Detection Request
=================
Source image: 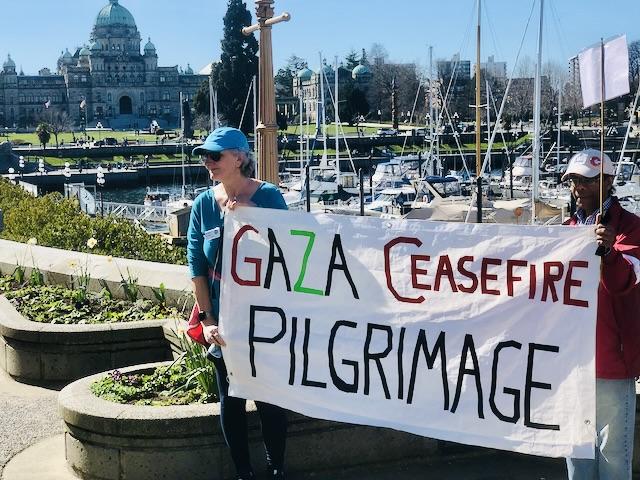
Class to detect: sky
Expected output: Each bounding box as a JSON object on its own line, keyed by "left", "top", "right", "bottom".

{"left": 1, "top": 0, "right": 638, "bottom": 76}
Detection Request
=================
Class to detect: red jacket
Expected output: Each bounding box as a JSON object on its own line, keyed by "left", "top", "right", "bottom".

{"left": 567, "top": 199, "right": 640, "bottom": 378}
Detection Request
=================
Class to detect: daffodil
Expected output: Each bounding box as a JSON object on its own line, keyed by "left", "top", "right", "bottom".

{"left": 27, "top": 238, "right": 37, "bottom": 245}
{"left": 86, "top": 238, "right": 98, "bottom": 249}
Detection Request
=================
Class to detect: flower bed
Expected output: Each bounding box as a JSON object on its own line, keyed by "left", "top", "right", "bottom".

{"left": 60, "top": 362, "right": 439, "bottom": 480}
{"left": 0, "top": 291, "right": 176, "bottom": 386}
{"left": 2, "top": 277, "right": 178, "bottom": 325}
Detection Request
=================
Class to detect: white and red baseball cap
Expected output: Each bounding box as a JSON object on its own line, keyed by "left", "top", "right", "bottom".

{"left": 561, "top": 149, "right": 615, "bottom": 181}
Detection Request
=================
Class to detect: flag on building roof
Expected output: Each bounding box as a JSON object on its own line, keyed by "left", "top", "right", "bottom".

{"left": 578, "top": 34, "right": 630, "bottom": 108}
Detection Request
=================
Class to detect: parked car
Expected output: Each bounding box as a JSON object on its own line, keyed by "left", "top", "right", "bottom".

{"left": 104, "top": 137, "right": 118, "bottom": 146}
{"left": 376, "top": 128, "right": 398, "bottom": 137}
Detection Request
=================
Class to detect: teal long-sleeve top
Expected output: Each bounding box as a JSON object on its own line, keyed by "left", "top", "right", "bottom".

{"left": 187, "top": 182, "right": 287, "bottom": 317}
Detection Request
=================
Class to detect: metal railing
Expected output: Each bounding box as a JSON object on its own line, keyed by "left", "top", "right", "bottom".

{"left": 101, "top": 201, "right": 168, "bottom": 222}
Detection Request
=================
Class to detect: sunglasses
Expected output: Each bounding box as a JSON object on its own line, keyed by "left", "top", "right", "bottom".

{"left": 568, "top": 176, "right": 600, "bottom": 186}
{"left": 200, "top": 151, "right": 223, "bottom": 163}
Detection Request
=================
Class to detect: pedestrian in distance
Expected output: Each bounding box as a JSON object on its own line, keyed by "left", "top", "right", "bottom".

{"left": 187, "top": 127, "right": 289, "bottom": 480}
{"left": 563, "top": 149, "right": 640, "bottom": 480}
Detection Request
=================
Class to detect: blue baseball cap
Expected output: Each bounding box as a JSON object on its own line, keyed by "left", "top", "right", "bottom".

{"left": 192, "top": 127, "right": 250, "bottom": 155}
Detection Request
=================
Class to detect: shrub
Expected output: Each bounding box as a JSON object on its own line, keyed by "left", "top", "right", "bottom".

{"left": 0, "top": 178, "right": 186, "bottom": 264}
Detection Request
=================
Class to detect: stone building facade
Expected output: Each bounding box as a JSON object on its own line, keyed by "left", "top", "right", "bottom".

{"left": 0, "top": 0, "right": 206, "bottom": 130}
{"left": 292, "top": 61, "right": 372, "bottom": 124}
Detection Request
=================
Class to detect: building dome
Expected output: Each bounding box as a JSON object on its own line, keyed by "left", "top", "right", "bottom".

{"left": 352, "top": 63, "right": 370, "bottom": 79}
{"left": 79, "top": 46, "right": 90, "bottom": 57}
{"left": 184, "top": 64, "right": 194, "bottom": 75}
{"left": 144, "top": 37, "right": 156, "bottom": 53}
{"left": 3, "top": 54, "right": 15, "bottom": 69}
{"left": 316, "top": 63, "right": 334, "bottom": 76}
{"left": 62, "top": 48, "right": 73, "bottom": 59}
{"left": 297, "top": 67, "right": 313, "bottom": 81}
{"left": 95, "top": 0, "right": 136, "bottom": 28}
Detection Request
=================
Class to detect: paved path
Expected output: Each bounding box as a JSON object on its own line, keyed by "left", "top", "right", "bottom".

{"left": 0, "top": 370, "right": 62, "bottom": 479}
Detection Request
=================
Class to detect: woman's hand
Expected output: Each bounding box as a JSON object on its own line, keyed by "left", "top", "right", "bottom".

{"left": 202, "top": 324, "right": 226, "bottom": 346}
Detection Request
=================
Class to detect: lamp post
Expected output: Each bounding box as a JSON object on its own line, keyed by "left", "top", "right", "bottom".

{"left": 96, "top": 166, "right": 105, "bottom": 216}
{"left": 63, "top": 162, "right": 72, "bottom": 197}
{"left": 7, "top": 168, "right": 17, "bottom": 185}
{"left": 38, "top": 158, "right": 45, "bottom": 175}
{"left": 18, "top": 156, "right": 24, "bottom": 178}
{"left": 242, "top": 0, "right": 291, "bottom": 185}
{"left": 377, "top": 109, "right": 382, "bottom": 123}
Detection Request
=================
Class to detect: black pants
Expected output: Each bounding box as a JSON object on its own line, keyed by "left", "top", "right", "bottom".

{"left": 212, "top": 355, "right": 288, "bottom": 476}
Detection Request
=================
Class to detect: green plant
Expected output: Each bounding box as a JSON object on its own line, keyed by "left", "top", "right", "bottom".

{"left": 12, "top": 265, "right": 25, "bottom": 285}
{"left": 98, "top": 278, "right": 114, "bottom": 300}
{"left": 119, "top": 267, "right": 139, "bottom": 302}
{"left": 172, "top": 325, "right": 217, "bottom": 399}
{"left": 0, "top": 178, "right": 186, "bottom": 265}
{"left": 151, "top": 283, "right": 167, "bottom": 307}
{"left": 28, "top": 267, "right": 44, "bottom": 287}
{"left": 90, "top": 358, "right": 216, "bottom": 406}
{"left": 3, "top": 275, "right": 179, "bottom": 325}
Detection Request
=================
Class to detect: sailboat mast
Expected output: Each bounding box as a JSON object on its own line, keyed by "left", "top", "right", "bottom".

{"left": 557, "top": 86, "right": 562, "bottom": 170}
{"left": 335, "top": 56, "right": 340, "bottom": 185}
{"left": 532, "top": 0, "right": 544, "bottom": 223}
{"left": 486, "top": 79, "right": 491, "bottom": 173}
{"left": 180, "top": 91, "right": 186, "bottom": 198}
{"left": 475, "top": 1, "right": 481, "bottom": 178}
{"left": 475, "top": 0, "right": 482, "bottom": 223}
{"left": 299, "top": 90, "right": 304, "bottom": 176}
{"left": 319, "top": 53, "right": 327, "bottom": 161}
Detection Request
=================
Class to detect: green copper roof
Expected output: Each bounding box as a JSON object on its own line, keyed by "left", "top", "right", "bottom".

{"left": 144, "top": 37, "right": 156, "bottom": 52}
{"left": 297, "top": 67, "right": 313, "bottom": 80}
{"left": 352, "top": 64, "right": 370, "bottom": 77}
{"left": 3, "top": 54, "right": 15, "bottom": 68}
{"left": 95, "top": 0, "right": 136, "bottom": 28}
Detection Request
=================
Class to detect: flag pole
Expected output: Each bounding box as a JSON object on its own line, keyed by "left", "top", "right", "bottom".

{"left": 595, "top": 38, "right": 607, "bottom": 258}
{"left": 599, "top": 38, "right": 605, "bottom": 217}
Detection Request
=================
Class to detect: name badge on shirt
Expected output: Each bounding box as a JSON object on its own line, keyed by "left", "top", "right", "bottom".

{"left": 204, "top": 227, "right": 221, "bottom": 241}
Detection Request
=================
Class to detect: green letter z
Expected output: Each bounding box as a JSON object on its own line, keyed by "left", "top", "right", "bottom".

{"left": 290, "top": 229, "right": 324, "bottom": 296}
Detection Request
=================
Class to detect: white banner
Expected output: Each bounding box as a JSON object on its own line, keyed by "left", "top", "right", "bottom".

{"left": 219, "top": 208, "right": 599, "bottom": 459}
{"left": 579, "top": 34, "right": 630, "bottom": 108}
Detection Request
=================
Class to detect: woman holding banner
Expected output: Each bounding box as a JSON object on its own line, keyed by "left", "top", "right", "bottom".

{"left": 187, "top": 127, "right": 289, "bottom": 480}
{"left": 562, "top": 149, "right": 640, "bottom": 479}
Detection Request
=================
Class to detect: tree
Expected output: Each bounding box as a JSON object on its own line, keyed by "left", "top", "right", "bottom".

{"left": 36, "top": 123, "right": 51, "bottom": 149}
{"left": 274, "top": 54, "right": 308, "bottom": 98}
{"left": 344, "top": 49, "right": 360, "bottom": 70}
{"left": 205, "top": 0, "right": 259, "bottom": 132}
{"left": 341, "top": 85, "right": 369, "bottom": 125}
{"left": 39, "top": 108, "right": 71, "bottom": 149}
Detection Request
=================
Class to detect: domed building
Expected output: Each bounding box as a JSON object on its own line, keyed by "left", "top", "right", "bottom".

{"left": 0, "top": 0, "right": 205, "bottom": 129}
{"left": 291, "top": 58, "right": 372, "bottom": 124}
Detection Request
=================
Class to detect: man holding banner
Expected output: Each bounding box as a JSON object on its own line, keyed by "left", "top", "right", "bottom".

{"left": 563, "top": 150, "right": 640, "bottom": 479}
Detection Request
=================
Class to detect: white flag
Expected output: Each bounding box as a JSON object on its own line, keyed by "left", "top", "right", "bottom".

{"left": 578, "top": 35, "right": 630, "bottom": 108}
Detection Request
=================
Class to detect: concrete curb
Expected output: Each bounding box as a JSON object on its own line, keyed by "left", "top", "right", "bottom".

{"left": 0, "top": 296, "right": 174, "bottom": 386}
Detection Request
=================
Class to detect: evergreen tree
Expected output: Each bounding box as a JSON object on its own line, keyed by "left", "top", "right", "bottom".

{"left": 195, "top": 0, "right": 258, "bottom": 132}
{"left": 344, "top": 49, "right": 360, "bottom": 70}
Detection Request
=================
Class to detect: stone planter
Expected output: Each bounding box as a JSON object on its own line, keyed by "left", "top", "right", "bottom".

{"left": 0, "top": 296, "right": 174, "bottom": 386}
{"left": 59, "top": 362, "right": 438, "bottom": 480}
